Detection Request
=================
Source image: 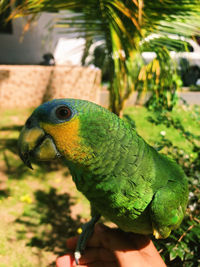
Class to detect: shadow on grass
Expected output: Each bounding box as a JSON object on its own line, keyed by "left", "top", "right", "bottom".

{"left": 16, "top": 187, "right": 82, "bottom": 266}
{"left": 0, "top": 126, "right": 34, "bottom": 180}
{"left": 0, "top": 189, "right": 10, "bottom": 198}
{"left": 0, "top": 125, "right": 23, "bottom": 132}
{"left": 0, "top": 138, "right": 18, "bottom": 154}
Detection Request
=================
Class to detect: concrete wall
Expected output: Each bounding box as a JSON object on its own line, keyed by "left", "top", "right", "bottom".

{"left": 0, "top": 65, "right": 101, "bottom": 108}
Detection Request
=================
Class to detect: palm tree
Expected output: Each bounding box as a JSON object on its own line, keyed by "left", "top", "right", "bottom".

{"left": 1, "top": 0, "right": 200, "bottom": 115}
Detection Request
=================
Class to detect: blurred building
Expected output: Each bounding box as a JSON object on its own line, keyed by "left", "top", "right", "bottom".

{"left": 0, "top": 12, "right": 86, "bottom": 65}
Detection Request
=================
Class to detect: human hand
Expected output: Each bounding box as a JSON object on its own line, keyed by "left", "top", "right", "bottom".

{"left": 56, "top": 223, "right": 166, "bottom": 267}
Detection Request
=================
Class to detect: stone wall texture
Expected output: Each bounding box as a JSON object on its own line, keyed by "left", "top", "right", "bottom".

{"left": 0, "top": 65, "right": 101, "bottom": 108}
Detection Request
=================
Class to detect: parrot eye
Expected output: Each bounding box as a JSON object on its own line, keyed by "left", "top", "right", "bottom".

{"left": 55, "top": 106, "right": 72, "bottom": 120}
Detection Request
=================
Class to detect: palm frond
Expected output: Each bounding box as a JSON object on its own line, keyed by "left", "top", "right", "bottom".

{"left": 1, "top": 0, "right": 200, "bottom": 114}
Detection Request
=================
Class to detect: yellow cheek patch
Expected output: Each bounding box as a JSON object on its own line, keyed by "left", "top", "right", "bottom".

{"left": 40, "top": 118, "right": 92, "bottom": 163}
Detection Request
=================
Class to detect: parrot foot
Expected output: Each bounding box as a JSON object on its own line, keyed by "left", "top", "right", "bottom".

{"left": 74, "top": 214, "right": 101, "bottom": 265}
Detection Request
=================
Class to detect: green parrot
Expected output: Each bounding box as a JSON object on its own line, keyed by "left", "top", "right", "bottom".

{"left": 18, "top": 99, "right": 188, "bottom": 263}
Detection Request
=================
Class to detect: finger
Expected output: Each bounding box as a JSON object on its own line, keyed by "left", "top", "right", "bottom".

{"left": 66, "top": 236, "right": 79, "bottom": 250}
{"left": 114, "top": 248, "right": 166, "bottom": 267}
{"left": 129, "top": 233, "right": 150, "bottom": 250}
{"left": 66, "top": 224, "right": 150, "bottom": 255}
{"left": 85, "top": 223, "right": 110, "bottom": 248}
{"left": 87, "top": 223, "right": 137, "bottom": 250}
{"left": 98, "top": 224, "right": 151, "bottom": 251}
{"left": 67, "top": 223, "right": 131, "bottom": 250}
{"left": 66, "top": 224, "right": 150, "bottom": 252}
{"left": 78, "top": 247, "right": 116, "bottom": 265}
{"left": 56, "top": 255, "right": 75, "bottom": 267}
{"left": 77, "top": 261, "right": 117, "bottom": 267}
{"left": 114, "top": 248, "right": 144, "bottom": 266}
{"left": 68, "top": 224, "right": 105, "bottom": 250}
{"left": 139, "top": 240, "right": 167, "bottom": 267}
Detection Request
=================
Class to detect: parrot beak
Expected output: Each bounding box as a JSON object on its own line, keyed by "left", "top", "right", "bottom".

{"left": 18, "top": 125, "right": 60, "bottom": 169}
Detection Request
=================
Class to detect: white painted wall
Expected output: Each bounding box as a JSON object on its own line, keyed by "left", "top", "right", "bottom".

{"left": 0, "top": 12, "right": 83, "bottom": 65}
{"left": 0, "top": 13, "right": 54, "bottom": 64}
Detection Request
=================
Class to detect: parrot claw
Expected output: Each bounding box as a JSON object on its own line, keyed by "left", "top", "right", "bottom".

{"left": 74, "top": 251, "right": 81, "bottom": 265}
{"left": 74, "top": 214, "right": 101, "bottom": 265}
{"left": 153, "top": 229, "right": 162, "bottom": 239}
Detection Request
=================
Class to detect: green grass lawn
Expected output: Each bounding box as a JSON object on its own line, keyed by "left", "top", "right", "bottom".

{"left": 0, "top": 104, "right": 199, "bottom": 266}
{"left": 124, "top": 105, "right": 200, "bottom": 154}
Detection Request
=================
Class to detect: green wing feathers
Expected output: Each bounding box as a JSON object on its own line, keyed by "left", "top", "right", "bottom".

{"left": 150, "top": 178, "right": 188, "bottom": 239}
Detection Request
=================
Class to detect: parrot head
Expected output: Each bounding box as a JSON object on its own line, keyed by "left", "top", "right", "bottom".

{"left": 18, "top": 99, "right": 117, "bottom": 169}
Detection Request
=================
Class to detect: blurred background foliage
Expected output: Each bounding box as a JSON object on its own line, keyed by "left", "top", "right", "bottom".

{"left": 0, "top": 0, "right": 200, "bottom": 266}
{"left": 136, "top": 47, "right": 180, "bottom": 111}
{"left": 1, "top": 0, "right": 200, "bottom": 115}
